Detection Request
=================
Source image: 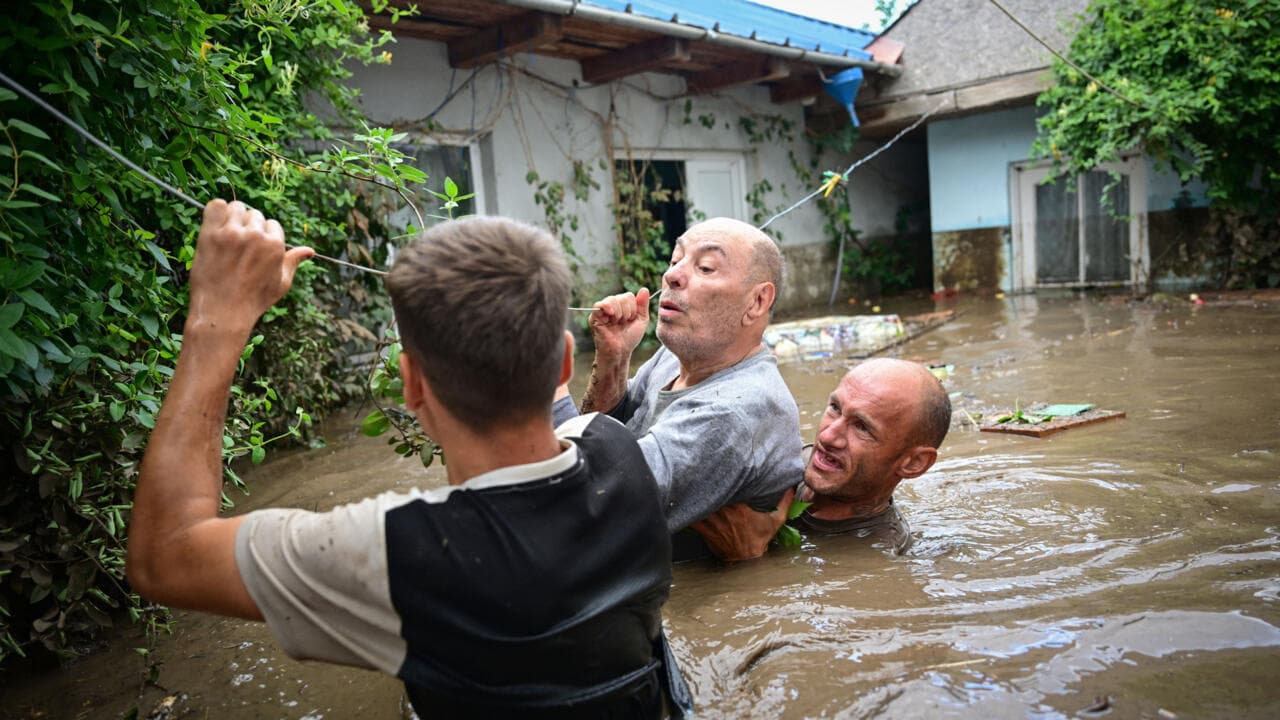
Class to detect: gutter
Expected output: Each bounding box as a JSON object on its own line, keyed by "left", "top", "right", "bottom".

{"left": 494, "top": 0, "right": 903, "bottom": 77}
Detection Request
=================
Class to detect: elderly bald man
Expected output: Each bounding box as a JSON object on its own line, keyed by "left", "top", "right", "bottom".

{"left": 554, "top": 218, "right": 803, "bottom": 554}
{"left": 692, "top": 358, "right": 953, "bottom": 559}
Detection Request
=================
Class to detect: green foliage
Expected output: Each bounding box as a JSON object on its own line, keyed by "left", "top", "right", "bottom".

{"left": 527, "top": 159, "right": 599, "bottom": 275}
{"left": 0, "top": 0, "right": 426, "bottom": 663}
{"left": 360, "top": 329, "right": 443, "bottom": 466}
{"left": 773, "top": 500, "right": 812, "bottom": 548}
{"left": 612, "top": 160, "right": 675, "bottom": 301}
{"left": 1035, "top": 0, "right": 1280, "bottom": 287}
{"left": 819, "top": 192, "right": 913, "bottom": 294}
{"left": 800, "top": 125, "right": 913, "bottom": 295}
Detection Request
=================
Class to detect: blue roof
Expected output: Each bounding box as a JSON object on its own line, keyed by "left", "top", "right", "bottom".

{"left": 582, "top": 1, "right": 876, "bottom": 59}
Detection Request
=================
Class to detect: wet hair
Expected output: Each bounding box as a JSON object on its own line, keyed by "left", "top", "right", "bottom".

{"left": 385, "top": 217, "right": 571, "bottom": 432}
{"left": 916, "top": 372, "right": 952, "bottom": 449}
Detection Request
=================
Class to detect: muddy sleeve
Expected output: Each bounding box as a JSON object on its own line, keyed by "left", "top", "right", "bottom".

{"left": 235, "top": 497, "right": 407, "bottom": 675}
{"left": 636, "top": 398, "right": 756, "bottom": 533}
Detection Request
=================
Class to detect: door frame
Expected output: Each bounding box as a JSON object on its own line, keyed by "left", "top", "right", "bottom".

{"left": 621, "top": 149, "right": 748, "bottom": 223}
{"left": 1009, "top": 155, "right": 1149, "bottom": 291}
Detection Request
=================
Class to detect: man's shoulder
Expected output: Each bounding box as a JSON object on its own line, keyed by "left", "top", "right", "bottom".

{"left": 707, "top": 351, "right": 799, "bottom": 414}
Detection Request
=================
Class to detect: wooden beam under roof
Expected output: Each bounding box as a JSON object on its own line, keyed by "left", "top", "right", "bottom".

{"left": 854, "top": 68, "right": 1051, "bottom": 135}
{"left": 580, "top": 37, "right": 691, "bottom": 85}
{"left": 446, "top": 12, "right": 563, "bottom": 69}
{"left": 686, "top": 57, "right": 790, "bottom": 94}
{"left": 770, "top": 76, "right": 824, "bottom": 104}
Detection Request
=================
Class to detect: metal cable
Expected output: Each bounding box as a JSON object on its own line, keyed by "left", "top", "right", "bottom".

{"left": 0, "top": 70, "right": 388, "bottom": 276}
{"left": 759, "top": 100, "right": 945, "bottom": 231}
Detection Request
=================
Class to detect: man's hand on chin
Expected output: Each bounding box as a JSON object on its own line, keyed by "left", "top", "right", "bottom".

{"left": 691, "top": 487, "right": 794, "bottom": 562}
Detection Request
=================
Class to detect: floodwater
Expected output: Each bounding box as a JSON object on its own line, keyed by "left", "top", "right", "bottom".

{"left": 6, "top": 293, "right": 1280, "bottom": 719}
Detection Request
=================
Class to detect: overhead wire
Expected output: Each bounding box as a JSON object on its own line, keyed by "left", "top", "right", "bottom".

{"left": 0, "top": 70, "right": 388, "bottom": 276}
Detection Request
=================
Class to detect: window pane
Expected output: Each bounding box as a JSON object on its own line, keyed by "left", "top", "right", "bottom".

{"left": 1082, "top": 170, "right": 1130, "bottom": 282}
{"left": 388, "top": 143, "right": 476, "bottom": 232}
{"left": 1035, "top": 178, "right": 1079, "bottom": 283}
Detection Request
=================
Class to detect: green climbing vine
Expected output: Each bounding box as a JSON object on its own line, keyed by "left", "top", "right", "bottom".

{"left": 0, "top": 0, "right": 445, "bottom": 664}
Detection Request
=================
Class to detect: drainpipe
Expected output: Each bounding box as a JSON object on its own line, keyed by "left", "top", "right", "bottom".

{"left": 494, "top": 0, "right": 903, "bottom": 77}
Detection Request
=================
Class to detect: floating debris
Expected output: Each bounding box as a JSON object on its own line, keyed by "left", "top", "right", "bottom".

{"left": 765, "top": 315, "right": 906, "bottom": 363}
{"left": 764, "top": 310, "right": 958, "bottom": 364}
{"left": 980, "top": 402, "right": 1125, "bottom": 438}
{"left": 1080, "top": 695, "right": 1113, "bottom": 714}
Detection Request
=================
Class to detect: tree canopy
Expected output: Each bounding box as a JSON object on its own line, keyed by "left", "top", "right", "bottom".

{"left": 1035, "top": 0, "right": 1280, "bottom": 288}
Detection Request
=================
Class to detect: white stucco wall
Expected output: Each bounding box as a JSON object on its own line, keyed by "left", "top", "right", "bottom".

{"left": 834, "top": 134, "right": 930, "bottom": 238}
{"left": 342, "top": 36, "right": 828, "bottom": 302}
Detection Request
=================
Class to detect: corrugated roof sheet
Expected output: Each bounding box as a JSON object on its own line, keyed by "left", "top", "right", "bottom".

{"left": 582, "top": 1, "right": 876, "bottom": 58}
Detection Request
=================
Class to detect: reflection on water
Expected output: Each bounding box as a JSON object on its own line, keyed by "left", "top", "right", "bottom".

{"left": 8, "top": 295, "right": 1280, "bottom": 719}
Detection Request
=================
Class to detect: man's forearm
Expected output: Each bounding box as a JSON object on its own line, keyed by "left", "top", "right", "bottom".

{"left": 128, "top": 319, "right": 247, "bottom": 579}
{"left": 579, "top": 352, "right": 630, "bottom": 414}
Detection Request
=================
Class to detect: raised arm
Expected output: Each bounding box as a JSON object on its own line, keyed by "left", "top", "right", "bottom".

{"left": 577, "top": 288, "right": 650, "bottom": 414}
{"left": 126, "top": 200, "right": 312, "bottom": 619}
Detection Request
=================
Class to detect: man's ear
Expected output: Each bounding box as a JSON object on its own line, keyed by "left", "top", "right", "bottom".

{"left": 399, "top": 351, "right": 430, "bottom": 413}
{"left": 558, "top": 330, "right": 574, "bottom": 386}
{"left": 896, "top": 445, "right": 938, "bottom": 479}
{"left": 400, "top": 351, "right": 442, "bottom": 435}
{"left": 743, "top": 281, "right": 776, "bottom": 325}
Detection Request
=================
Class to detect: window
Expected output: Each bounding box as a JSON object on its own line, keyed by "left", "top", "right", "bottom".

{"left": 387, "top": 141, "right": 480, "bottom": 232}
{"left": 1010, "top": 157, "right": 1148, "bottom": 290}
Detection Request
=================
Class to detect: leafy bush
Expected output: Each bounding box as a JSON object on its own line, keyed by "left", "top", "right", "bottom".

{"left": 1035, "top": 0, "right": 1280, "bottom": 287}
{"left": 0, "top": 0, "right": 423, "bottom": 662}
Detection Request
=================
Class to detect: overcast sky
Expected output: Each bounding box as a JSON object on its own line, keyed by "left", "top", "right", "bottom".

{"left": 748, "top": 0, "right": 912, "bottom": 32}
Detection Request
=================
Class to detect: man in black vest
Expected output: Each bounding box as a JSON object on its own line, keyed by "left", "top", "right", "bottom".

{"left": 127, "top": 201, "right": 689, "bottom": 718}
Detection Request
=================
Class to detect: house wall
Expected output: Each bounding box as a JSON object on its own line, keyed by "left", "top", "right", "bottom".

{"left": 925, "top": 105, "right": 1036, "bottom": 291}
{"left": 923, "top": 104, "right": 1213, "bottom": 291}
{"left": 343, "top": 37, "right": 831, "bottom": 312}
{"left": 809, "top": 133, "right": 933, "bottom": 301}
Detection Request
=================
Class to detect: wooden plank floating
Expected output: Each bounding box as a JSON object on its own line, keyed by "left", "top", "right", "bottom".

{"left": 980, "top": 407, "right": 1126, "bottom": 438}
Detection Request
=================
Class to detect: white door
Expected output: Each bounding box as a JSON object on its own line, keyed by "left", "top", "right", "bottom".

{"left": 1010, "top": 158, "right": 1148, "bottom": 291}
{"left": 683, "top": 157, "right": 747, "bottom": 224}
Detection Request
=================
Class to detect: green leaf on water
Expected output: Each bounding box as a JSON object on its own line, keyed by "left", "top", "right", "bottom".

{"left": 775, "top": 524, "right": 803, "bottom": 548}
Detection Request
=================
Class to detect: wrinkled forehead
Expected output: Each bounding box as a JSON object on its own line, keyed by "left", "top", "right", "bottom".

{"left": 674, "top": 223, "right": 753, "bottom": 261}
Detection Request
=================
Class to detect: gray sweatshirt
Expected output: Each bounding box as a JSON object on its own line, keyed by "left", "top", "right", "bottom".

{"left": 555, "top": 346, "right": 804, "bottom": 532}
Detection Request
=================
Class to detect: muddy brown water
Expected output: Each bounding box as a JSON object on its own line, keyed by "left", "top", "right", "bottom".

{"left": 5, "top": 294, "right": 1279, "bottom": 719}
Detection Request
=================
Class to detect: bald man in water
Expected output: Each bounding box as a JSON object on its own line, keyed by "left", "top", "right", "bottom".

{"left": 692, "top": 358, "right": 952, "bottom": 558}
{"left": 554, "top": 218, "right": 804, "bottom": 555}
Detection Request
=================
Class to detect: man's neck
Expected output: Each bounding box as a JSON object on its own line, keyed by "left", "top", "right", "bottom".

{"left": 672, "top": 338, "right": 765, "bottom": 391}
{"left": 439, "top": 419, "right": 563, "bottom": 486}
{"left": 804, "top": 486, "right": 895, "bottom": 521}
